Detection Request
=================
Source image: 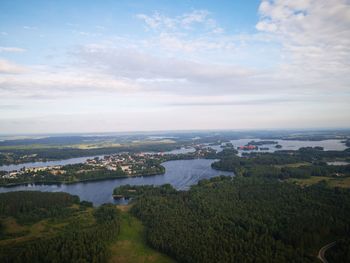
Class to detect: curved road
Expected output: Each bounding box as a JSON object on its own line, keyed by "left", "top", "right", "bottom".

{"left": 317, "top": 241, "right": 336, "bottom": 263}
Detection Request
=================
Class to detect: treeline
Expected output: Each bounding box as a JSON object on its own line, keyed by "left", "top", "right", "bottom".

{"left": 128, "top": 176, "right": 350, "bottom": 263}
{"left": 212, "top": 147, "right": 350, "bottom": 179}
{"left": 0, "top": 192, "right": 120, "bottom": 263}
{"left": 344, "top": 139, "right": 350, "bottom": 148}
{"left": 281, "top": 163, "right": 350, "bottom": 179}
{"left": 0, "top": 142, "right": 183, "bottom": 165}
{"left": 0, "top": 191, "right": 79, "bottom": 224}
{"left": 0, "top": 166, "right": 127, "bottom": 186}
{"left": 326, "top": 238, "right": 350, "bottom": 263}
{"left": 113, "top": 184, "right": 175, "bottom": 199}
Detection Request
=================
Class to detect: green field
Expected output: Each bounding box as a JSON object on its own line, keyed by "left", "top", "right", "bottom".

{"left": 288, "top": 176, "right": 350, "bottom": 188}
{"left": 0, "top": 139, "right": 176, "bottom": 151}
{"left": 0, "top": 200, "right": 174, "bottom": 263}
{"left": 0, "top": 205, "right": 95, "bottom": 247}
{"left": 274, "top": 162, "right": 310, "bottom": 168}
{"left": 109, "top": 206, "right": 175, "bottom": 263}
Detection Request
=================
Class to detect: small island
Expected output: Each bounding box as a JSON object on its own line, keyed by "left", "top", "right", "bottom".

{"left": 247, "top": 140, "right": 278, "bottom": 146}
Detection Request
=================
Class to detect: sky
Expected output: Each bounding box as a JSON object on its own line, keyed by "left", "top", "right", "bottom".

{"left": 0, "top": 0, "right": 350, "bottom": 134}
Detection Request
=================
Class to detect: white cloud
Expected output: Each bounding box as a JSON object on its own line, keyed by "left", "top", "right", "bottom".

{"left": 136, "top": 12, "right": 172, "bottom": 30}
{"left": 181, "top": 10, "right": 210, "bottom": 27}
{"left": 0, "top": 59, "right": 28, "bottom": 74}
{"left": 1, "top": 4, "right": 350, "bottom": 132}
{"left": 0, "top": 47, "right": 26, "bottom": 53}
{"left": 134, "top": 10, "right": 232, "bottom": 53}
{"left": 95, "top": 25, "right": 106, "bottom": 30}
{"left": 136, "top": 10, "right": 223, "bottom": 33}
{"left": 0, "top": 67, "right": 140, "bottom": 99}
{"left": 23, "top": 26, "right": 37, "bottom": 30}
{"left": 256, "top": 0, "right": 350, "bottom": 78}
{"left": 75, "top": 45, "right": 254, "bottom": 95}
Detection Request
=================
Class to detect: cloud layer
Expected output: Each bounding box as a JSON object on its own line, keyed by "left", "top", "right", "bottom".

{"left": 0, "top": 1, "right": 350, "bottom": 132}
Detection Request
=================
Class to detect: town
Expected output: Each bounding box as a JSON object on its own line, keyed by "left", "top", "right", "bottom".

{"left": 0, "top": 145, "right": 217, "bottom": 184}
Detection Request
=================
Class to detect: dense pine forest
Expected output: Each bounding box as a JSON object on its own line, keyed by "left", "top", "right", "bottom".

{"left": 212, "top": 147, "right": 350, "bottom": 179}
{"left": 128, "top": 176, "right": 350, "bottom": 263}
{"left": 0, "top": 191, "right": 120, "bottom": 263}
{"left": 1, "top": 143, "right": 350, "bottom": 262}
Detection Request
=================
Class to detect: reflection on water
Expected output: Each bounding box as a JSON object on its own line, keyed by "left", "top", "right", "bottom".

{"left": 0, "top": 159, "right": 232, "bottom": 205}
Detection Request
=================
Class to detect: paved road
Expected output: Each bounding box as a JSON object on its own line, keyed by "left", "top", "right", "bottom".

{"left": 317, "top": 241, "right": 336, "bottom": 263}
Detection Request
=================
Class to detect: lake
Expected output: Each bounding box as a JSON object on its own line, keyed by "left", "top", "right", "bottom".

{"left": 0, "top": 148, "right": 196, "bottom": 172}
{"left": 0, "top": 155, "right": 106, "bottom": 172}
{"left": 327, "top": 161, "right": 350, "bottom": 166}
{"left": 1, "top": 140, "right": 346, "bottom": 172}
{"left": 0, "top": 159, "right": 232, "bottom": 205}
{"left": 209, "top": 139, "right": 347, "bottom": 155}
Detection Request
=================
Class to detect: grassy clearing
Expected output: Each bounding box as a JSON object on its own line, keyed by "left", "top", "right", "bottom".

{"left": 0, "top": 205, "right": 173, "bottom": 262}
{"left": 0, "top": 139, "right": 176, "bottom": 151}
{"left": 288, "top": 176, "right": 328, "bottom": 187}
{"left": 274, "top": 162, "right": 311, "bottom": 168}
{"left": 288, "top": 176, "right": 350, "bottom": 188}
{"left": 327, "top": 177, "right": 350, "bottom": 188}
{"left": 0, "top": 144, "right": 69, "bottom": 150}
{"left": 1, "top": 217, "right": 27, "bottom": 234}
{"left": 73, "top": 143, "right": 122, "bottom": 149}
{"left": 0, "top": 207, "right": 96, "bottom": 247}
{"left": 0, "top": 219, "right": 51, "bottom": 246}
{"left": 109, "top": 207, "right": 175, "bottom": 263}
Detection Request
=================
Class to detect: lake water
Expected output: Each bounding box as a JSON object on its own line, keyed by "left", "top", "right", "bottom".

{"left": 327, "top": 161, "right": 350, "bottom": 166}
{"left": 143, "top": 147, "right": 195, "bottom": 155}
{"left": 163, "top": 147, "right": 195, "bottom": 154}
{"left": 209, "top": 139, "right": 347, "bottom": 155}
{"left": 0, "top": 155, "right": 107, "bottom": 172}
{"left": 0, "top": 159, "right": 232, "bottom": 205}
{"left": 0, "top": 139, "right": 346, "bottom": 205}
{"left": 1, "top": 140, "right": 345, "bottom": 172}
{"left": 0, "top": 148, "right": 196, "bottom": 172}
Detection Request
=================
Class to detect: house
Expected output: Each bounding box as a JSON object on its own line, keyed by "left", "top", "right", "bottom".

{"left": 120, "top": 165, "right": 132, "bottom": 174}
{"left": 238, "top": 145, "right": 257, "bottom": 150}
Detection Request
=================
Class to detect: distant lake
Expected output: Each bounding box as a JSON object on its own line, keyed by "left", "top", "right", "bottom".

{"left": 1, "top": 140, "right": 346, "bottom": 172}
{"left": 209, "top": 139, "right": 347, "bottom": 155}
{"left": 162, "top": 147, "right": 195, "bottom": 154}
{"left": 0, "top": 147, "right": 196, "bottom": 172}
{"left": 0, "top": 159, "right": 232, "bottom": 205}
{"left": 0, "top": 155, "right": 105, "bottom": 172}
{"left": 327, "top": 161, "right": 349, "bottom": 166}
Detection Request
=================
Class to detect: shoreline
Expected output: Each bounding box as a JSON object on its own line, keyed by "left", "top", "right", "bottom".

{"left": 0, "top": 169, "right": 166, "bottom": 188}
{"left": 0, "top": 158, "right": 218, "bottom": 188}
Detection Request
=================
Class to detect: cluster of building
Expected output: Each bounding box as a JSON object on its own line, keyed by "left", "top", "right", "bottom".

{"left": 85, "top": 153, "right": 161, "bottom": 175}
{"left": 0, "top": 146, "right": 216, "bottom": 180}
{"left": 238, "top": 145, "right": 258, "bottom": 151}
{"left": 1, "top": 165, "right": 65, "bottom": 179}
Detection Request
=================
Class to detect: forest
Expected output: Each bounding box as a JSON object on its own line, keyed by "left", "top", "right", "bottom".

{"left": 0, "top": 164, "right": 128, "bottom": 186}
{"left": 0, "top": 142, "right": 184, "bottom": 166}
{"left": 128, "top": 176, "right": 350, "bottom": 263}
{"left": 212, "top": 147, "right": 350, "bottom": 180}
{"left": 0, "top": 191, "right": 120, "bottom": 263}
{"left": 0, "top": 147, "right": 217, "bottom": 187}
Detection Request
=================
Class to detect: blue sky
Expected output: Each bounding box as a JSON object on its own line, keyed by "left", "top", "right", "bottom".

{"left": 0, "top": 0, "right": 349, "bottom": 133}
{"left": 0, "top": 0, "right": 261, "bottom": 65}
